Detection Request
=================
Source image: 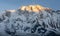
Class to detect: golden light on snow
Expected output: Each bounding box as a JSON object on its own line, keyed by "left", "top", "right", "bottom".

{"left": 20, "top": 6, "right": 26, "bottom": 11}
{"left": 20, "top": 5, "right": 52, "bottom": 12}
{"left": 5, "top": 5, "right": 52, "bottom": 13}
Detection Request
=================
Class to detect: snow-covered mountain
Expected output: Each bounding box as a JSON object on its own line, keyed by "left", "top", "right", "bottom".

{"left": 0, "top": 5, "right": 60, "bottom": 36}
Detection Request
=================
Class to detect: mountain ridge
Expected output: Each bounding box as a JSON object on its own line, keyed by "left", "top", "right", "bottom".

{"left": 19, "top": 5, "right": 53, "bottom": 13}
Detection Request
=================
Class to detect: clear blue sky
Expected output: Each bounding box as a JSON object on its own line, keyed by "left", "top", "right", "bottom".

{"left": 0, "top": 0, "right": 60, "bottom": 12}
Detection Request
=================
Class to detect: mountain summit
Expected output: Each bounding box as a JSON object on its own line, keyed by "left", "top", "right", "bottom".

{"left": 20, "top": 5, "right": 52, "bottom": 12}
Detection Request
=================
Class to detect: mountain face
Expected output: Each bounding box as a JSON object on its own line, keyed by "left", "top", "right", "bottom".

{"left": 0, "top": 5, "right": 60, "bottom": 36}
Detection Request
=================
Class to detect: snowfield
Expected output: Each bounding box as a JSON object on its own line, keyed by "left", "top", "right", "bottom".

{"left": 0, "top": 6, "right": 60, "bottom": 36}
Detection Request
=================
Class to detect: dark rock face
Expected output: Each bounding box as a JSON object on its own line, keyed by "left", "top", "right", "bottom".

{"left": 0, "top": 15, "right": 5, "bottom": 23}
{"left": 45, "top": 31, "right": 60, "bottom": 36}
{"left": 37, "top": 28, "right": 47, "bottom": 33}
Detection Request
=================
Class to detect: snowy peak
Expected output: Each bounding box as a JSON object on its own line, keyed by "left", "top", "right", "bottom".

{"left": 5, "top": 10, "right": 16, "bottom": 12}
{"left": 0, "top": 4, "right": 60, "bottom": 36}
{"left": 20, "top": 5, "right": 52, "bottom": 12}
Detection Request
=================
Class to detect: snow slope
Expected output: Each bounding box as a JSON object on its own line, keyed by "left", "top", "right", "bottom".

{"left": 0, "top": 5, "right": 60, "bottom": 36}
